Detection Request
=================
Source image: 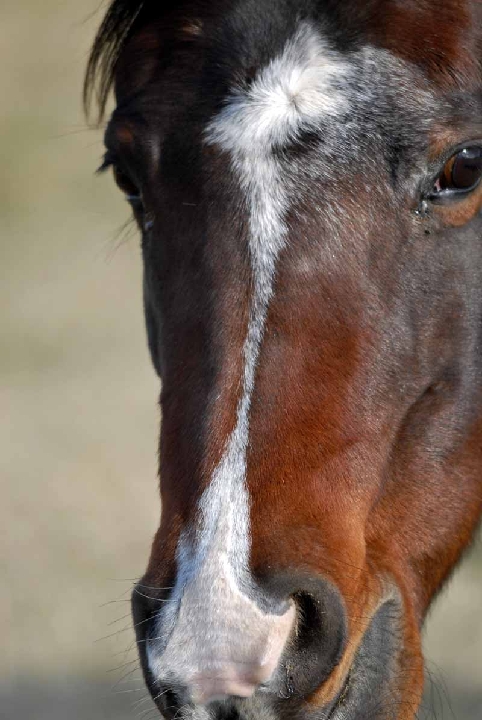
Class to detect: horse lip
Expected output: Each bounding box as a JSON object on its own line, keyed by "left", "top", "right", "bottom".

{"left": 323, "top": 671, "right": 352, "bottom": 720}
{"left": 322, "top": 594, "right": 402, "bottom": 719}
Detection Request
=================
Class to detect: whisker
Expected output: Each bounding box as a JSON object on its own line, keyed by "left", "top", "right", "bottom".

{"left": 107, "top": 612, "right": 133, "bottom": 627}
{"left": 134, "top": 687, "right": 168, "bottom": 710}
{"left": 107, "top": 658, "right": 139, "bottom": 674}
{"left": 136, "top": 584, "right": 174, "bottom": 592}
{"left": 112, "top": 638, "right": 138, "bottom": 658}
{"left": 132, "top": 587, "right": 176, "bottom": 602}
{"left": 113, "top": 687, "right": 146, "bottom": 695}
{"left": 99, "top": 588, "right": 132, "bottom": 608}
{"left": 107, "top": 577, "right": 142, "bottom": 583}
{"left": 137, "top": 709, "right": 160, "bottom": 720}
{"left": 95, "top": 624, "right": 134, "bottom": 643}
{"left": 111, "top": 664, "right": 141, "bottom": 691}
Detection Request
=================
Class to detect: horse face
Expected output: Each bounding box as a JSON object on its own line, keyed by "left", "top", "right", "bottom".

{"left": 88, "top": 1, "right": 482, "bottom": 718}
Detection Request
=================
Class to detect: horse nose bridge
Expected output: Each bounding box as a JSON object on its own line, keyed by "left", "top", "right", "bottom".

{"left": 147, "top": 560, "right": 297, "bottom": 703}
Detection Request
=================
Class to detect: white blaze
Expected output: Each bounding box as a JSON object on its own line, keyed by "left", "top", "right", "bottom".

{"left": 148, "top": 22, "right": 350, "bottom": 680}
{"left": 198, "top": 19, "right": 351, "bottom": 586}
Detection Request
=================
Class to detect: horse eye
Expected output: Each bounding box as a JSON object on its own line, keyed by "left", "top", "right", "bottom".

{"left": 113, "top": 165, "right": 143, "bottom": 207}
{"left": 432, "top": 146, "right": 482, "bottom": 198}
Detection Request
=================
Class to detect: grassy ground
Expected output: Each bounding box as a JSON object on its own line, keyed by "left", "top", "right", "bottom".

{"left": 1, "top": 2, "right": 481, "bottom": 718}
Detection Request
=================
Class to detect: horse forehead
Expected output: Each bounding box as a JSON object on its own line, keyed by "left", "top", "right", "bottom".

{"left": 201, "top": 22, "right": 432, "bottom": 180}
{"left": 113, "top": 0, "right": 479, "bottom": 120}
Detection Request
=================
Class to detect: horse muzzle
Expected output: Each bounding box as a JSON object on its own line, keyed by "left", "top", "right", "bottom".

{"left": 130, "top": 571, "right": 404, "bottom": 719}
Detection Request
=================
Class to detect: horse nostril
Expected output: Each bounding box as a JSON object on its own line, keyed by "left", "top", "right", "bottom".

{"left": 295, "top": 591, "right": 326, "bottom": 651}
{"left": 157, "top": 687, "right": 183, "bottom": 719}
{"left": 265, "top": 577, "right": 348, "bottom": 700}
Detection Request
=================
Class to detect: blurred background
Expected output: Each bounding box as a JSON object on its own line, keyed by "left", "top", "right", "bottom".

{"left": 1, "top": 2, "right": 481, "bottom": 718}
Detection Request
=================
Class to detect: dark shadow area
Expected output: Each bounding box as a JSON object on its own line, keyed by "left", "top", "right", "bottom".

{"left": 1, "top": 679, "right": 480, "bottom": 720}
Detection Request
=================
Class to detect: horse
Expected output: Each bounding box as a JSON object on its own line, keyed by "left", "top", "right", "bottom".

{"left": 85, "top": 1, "right": 482, "bottom": 718}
